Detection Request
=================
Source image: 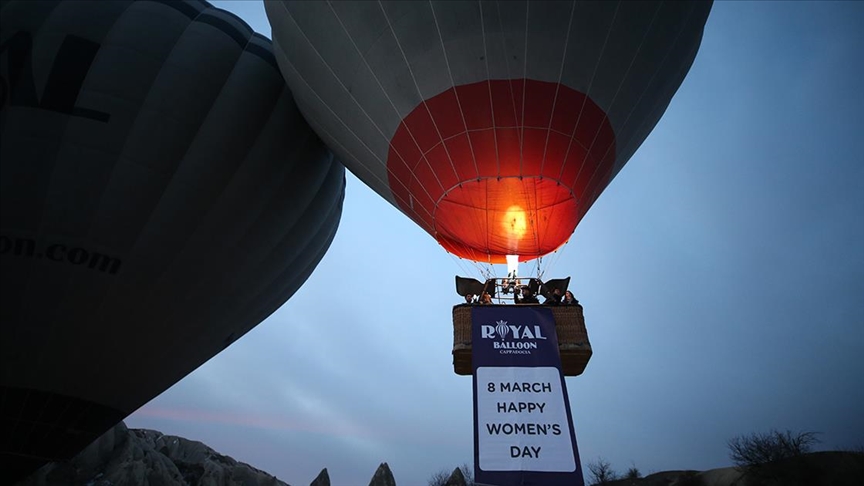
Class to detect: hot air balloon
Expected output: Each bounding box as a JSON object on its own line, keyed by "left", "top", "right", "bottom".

{"left": 266, "top": 0, "right": 711, "bottom": 376}
{"left": 0, "top": 0, "right": 345, "bottom": 478}
{"left": 266, "top": 0, "right": 711, "bottom": 265}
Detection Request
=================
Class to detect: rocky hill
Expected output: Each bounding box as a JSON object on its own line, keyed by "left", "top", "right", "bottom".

{"left": 16, "top": 421, "right": 292, "bottom": 486}
{"left": 15, "top": 421, "right": 409, "bottom": 486}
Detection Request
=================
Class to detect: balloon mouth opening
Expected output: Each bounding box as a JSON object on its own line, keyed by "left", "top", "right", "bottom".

{"left": 432, "top": 176, "right": 578, "bottom": 263}
{"left": 435, "top": 235, "right": 565, "bottom": 264}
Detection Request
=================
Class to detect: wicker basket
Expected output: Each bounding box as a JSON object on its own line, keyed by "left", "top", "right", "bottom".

{"left": 452, "top": 304, "right": 592, "bottom": 376}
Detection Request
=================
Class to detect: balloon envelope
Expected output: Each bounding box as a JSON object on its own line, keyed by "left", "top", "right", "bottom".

{"left": 0, "top": 0, "right": 345, "bottom": 477}
{"left": 266, "top": 0, "right": 712, "bottom": 262}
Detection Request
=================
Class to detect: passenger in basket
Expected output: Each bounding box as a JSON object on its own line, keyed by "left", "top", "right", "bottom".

{"left": 562, "top": 290, "right": 579, "bottom": 305}
{"left": 544, "top": 288, "right": 562, "bottom": 305}
{"left": 464, "top": 293, "right": 475, "bottom": 304}
{"left": 480, "top": 291, "right": 493, "bottom": 304}
{"left": 520, "top": 288, "right": 539, "bottom": 304}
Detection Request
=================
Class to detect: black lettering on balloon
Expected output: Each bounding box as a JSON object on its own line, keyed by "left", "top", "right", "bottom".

{"left": 0, "top": 31, "right": 38, "bottom": 108}
{"left": 0, "top": 31, "right": 110, "bottom": 122}
{"left": 1, "top": 234, "right": 122, "bottom": 275}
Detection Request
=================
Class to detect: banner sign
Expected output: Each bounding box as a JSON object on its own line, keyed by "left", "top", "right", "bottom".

{"left": 472, "top": 306, "right": 583, "bottom": 486}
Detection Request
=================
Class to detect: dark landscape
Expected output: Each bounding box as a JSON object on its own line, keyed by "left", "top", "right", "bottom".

{"left": 15, "top": 422, "right": 864, "bottom": 486}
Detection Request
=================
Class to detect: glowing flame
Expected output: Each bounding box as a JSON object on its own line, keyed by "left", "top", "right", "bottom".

{"left": 506, "top": 254, "right": 519, "bottom": 278}
{"left": 502, "top": 205, "right": 527, "bottom": 239}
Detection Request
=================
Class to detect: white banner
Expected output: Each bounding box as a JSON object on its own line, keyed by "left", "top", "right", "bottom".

{"left": 475, "top": 366, "right": 576, "bottom": 472}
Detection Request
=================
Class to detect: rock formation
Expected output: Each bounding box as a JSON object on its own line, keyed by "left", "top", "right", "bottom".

{"left": 309, "top": 468, "right": 330, "bottom": 486}
{"left": 444, "top": 466, "right": 467, "bottom": 486}
{"left": 367, "top": 462, "right": 396, "bottom": 486}
{"left": 16, "top": 422, "right": 287, "bottom": 486}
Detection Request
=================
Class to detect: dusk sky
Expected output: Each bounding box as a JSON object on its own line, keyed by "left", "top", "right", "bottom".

{"left": 126, "top": 2, "right": 864, "bottom": 485}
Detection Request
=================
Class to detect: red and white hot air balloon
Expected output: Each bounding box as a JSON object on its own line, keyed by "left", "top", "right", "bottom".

{"left": 266, "top": 0, "right": 712, "bottom": 264}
